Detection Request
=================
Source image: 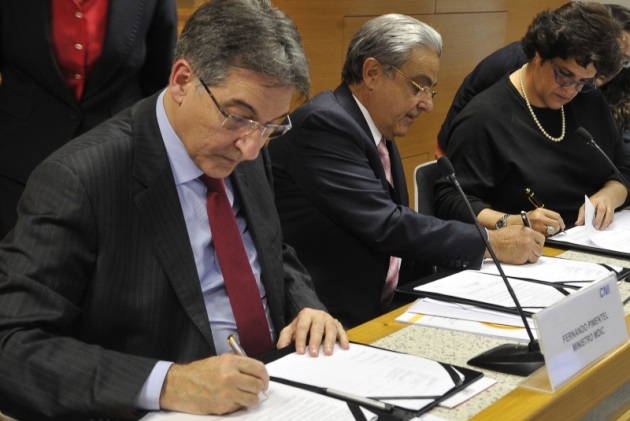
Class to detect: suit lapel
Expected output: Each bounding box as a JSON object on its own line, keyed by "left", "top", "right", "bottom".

{"left": 131, "top": 94, "right": 216, "bottom": 351}
{"left": 229, "top": 154, "right": 286, "bottom": 332}
{"left": 83, "top": 0, "right": 146, "bottom": 104}
{"left": 22, "top": 1, "right": 77, "bottom": 107}
{"left": 334, "top": 84, "right": 404, "bottom": 202}
{"left": 387, "top": 140, "right": 408, "bottom": 206}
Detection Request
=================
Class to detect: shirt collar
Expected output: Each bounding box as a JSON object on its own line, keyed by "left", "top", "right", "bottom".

{"left": 352, "top": 93, "right": 383, "bottom": 147}
{"left": 156, "top": 90, "right": 204, "bottom": 186}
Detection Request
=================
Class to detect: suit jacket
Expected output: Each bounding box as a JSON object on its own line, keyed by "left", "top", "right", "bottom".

{"left": 268, "top": 83, "right": 487, "bottom": 328}
{"left": 0, "top": 0, "right": 177, "bottom": 236}
{"left": 0, "top": 93, "right": 326, "bottom": 421}
{"left": 437, "top": 41, "right": 525, "bottom": 153}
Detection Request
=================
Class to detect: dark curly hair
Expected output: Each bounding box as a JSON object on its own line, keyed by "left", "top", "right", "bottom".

{"left": 522, "top": 2, "right": 622, "bottom": 78}
{"left": 601, "top": 68, "right": 630, "bottom": 131}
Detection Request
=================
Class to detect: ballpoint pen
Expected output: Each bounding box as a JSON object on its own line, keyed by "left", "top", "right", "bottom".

{"left": 524, "top": 188, "right": 564, "bottom": 234}
{"left": 324, "top": 387, "right": 394, "bottom": 412}
{"left": 520, "top": 210, "right": 532, "bottom": 228}
{"left": 227, "top": 334, "right": 269, "bottom": 399}
{"left": 525, "top": 188, "right": 544, "bottom": 208}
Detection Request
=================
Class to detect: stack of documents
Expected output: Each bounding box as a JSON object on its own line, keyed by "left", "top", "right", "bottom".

{"left": 396, "top": 257, "right": 623, "bottom": 341}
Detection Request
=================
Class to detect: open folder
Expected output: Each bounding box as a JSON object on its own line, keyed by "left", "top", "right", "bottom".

{"left": 140, "top": 343, "right": 483, "bottom": 421}
{"left": 261, "top": 342, "right": 483, "bottom": 420}
{"left": 397, "top": 257, "right": 630, "bottom": 318}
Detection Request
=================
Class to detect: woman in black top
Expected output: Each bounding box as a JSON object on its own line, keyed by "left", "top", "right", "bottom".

{"left": 434, "top": 2, "right": 630, "bottom": 236}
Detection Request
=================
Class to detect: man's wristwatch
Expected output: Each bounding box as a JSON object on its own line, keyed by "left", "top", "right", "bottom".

{"left": 495, "top": 213, "right": 510, "bottom": 229}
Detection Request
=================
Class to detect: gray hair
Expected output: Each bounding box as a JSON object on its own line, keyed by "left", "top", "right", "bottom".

{"left": 175, "top": 0, "right": 310, "bottom": 98}
{"left": 341, "top": 14, "right": 442, "bottom": 84}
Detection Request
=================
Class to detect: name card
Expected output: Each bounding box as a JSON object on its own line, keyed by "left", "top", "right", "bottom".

{"left": 533, "top": 272, "right": 628, "bottom": 390}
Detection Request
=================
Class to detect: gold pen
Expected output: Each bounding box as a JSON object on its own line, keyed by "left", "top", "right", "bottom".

{"left": 227, "top": 334, "right": 269, "bottom": 399}
{"left": 525, "top": 188, "right": 544, "bottom": 208}
{"left": 227, "top": 334, "right": 247, "bottom": 357}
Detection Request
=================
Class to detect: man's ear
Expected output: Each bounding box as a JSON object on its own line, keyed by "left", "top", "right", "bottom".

{"left": 362, "top": 57, "right": 382, "bottom": 90}
{"left": 168, "top": 59, "right": 195, "bottom": 104}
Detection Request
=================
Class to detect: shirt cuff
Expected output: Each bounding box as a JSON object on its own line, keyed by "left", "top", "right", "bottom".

{"left": 134, "top": 360, "right": 174, "bottom": 410}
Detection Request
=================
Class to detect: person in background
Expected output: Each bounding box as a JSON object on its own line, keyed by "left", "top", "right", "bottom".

{"left": 434, "top": 2, "right": 630, "bottom": 238}
{"left": 0, "top": 1, "right": 347, "bottom": 419}
{"left": 601, "top": 67, "right": 630, "bottom": 149}
{"left": 600, "top": 5, "right": 630, "bottom": 149}
{"left": 0, "top": 0, "right": 178, "bottom": 239}
{"left": 268, "top": 14, "right": 544, "bottom": 328}
{"left": 435, "top": 2, "right": 630, "bottom": 157}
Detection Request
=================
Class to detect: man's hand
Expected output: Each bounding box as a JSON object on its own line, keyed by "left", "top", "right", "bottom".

{"left": 487, "top": 225, "right": 545, "bottom": 264}
{"left": 277, "top": 308, "right": 349, "bottom": 356}
{"left": 159, "top": 354, "right": 268, "bottom": 415}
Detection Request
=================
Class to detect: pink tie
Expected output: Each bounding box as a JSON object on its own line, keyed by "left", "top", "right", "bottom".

{"left": 377, "top": 138, "right": 401, "bottom": 305}
{"left": 201, "top": 175, "right": 273, "bottom": 357}
{"left": 377, "top": 138, "right": 393, "bottom": 185}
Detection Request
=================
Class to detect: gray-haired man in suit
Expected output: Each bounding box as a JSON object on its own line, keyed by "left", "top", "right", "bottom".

{"left": 269, "top": 14, "right": 545, "bottom": 328}
{"left": 0, "top": 1, "right": 348, "bottom": 419}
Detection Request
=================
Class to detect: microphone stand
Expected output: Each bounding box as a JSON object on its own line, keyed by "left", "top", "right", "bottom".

{"left": 437, "top": 157, "right": 544, "bottom": 376}
{"left": 576, "top": 127, "right": 630, "bottom": 193}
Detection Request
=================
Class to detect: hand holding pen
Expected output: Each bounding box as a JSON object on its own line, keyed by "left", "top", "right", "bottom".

{"left": 159, "top": 342, "right": 270, "bottom": 414}
{"left": 228, "top": 334, "right": 270, "bottom": 399}
{"left": 524, "top": 188, "right": 565, "bottom": 236}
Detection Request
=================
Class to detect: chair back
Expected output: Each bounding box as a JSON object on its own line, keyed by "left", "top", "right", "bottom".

{"left": 413, "top": 160, "right": 440, "bottom": 215}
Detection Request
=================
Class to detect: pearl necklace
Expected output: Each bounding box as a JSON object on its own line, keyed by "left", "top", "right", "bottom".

{"left": 519, "top": 64, "right": 565, "bottom": 142}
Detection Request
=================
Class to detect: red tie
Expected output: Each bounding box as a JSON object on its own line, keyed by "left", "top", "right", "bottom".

{"left": 377, "top": 138, "right": 401, "bottom": 305}
{"left": 201, "top": 175, "right": 273, "bottom": 357}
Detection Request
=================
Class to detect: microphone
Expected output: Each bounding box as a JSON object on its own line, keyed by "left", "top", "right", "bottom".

{"left": 576, "top": 127, "right": 630, "bottom": 193}
{"left": 437, "top": 156, "right": 544, "bottom": 376}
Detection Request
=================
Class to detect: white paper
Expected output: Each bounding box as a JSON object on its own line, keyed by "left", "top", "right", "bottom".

{"left": 140, "top": 381, "right": 368, "bottom": 421}
{"left": 438, "top": 376, "right": 497, "bottom": 409}
{"left": 395, "top": 311, "right": 535, "bottom": 342}
{"left": 266, "top": 343, "right": 458, "bottom": 411}
{"left": 550, "top": 207, "right": 630, "bottom": 253}
{"left": 478, "top": 256, "right": 616, "bottom": 285}
{"left": 413, "top": 270, "right": 567, "bottom": 313}
{"left": 407, "top": 298, "right": 532, "bottom": 327}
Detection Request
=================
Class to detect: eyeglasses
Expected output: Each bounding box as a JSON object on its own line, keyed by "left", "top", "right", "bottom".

{"left": 621, "top": 57, "right": 630, "bottom": 70}
{"left": 550, "top": 61, "right": 596, "bottom": 93}
{"left": 198, "top": 78, "right": 292, "bottom": 140}
{"left": 391, "top": 66, "right": 437, "bottom": 99}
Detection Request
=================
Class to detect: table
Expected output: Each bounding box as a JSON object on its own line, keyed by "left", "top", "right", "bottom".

{"left": 347, "top": 247, "right": 630, "bottom": 420}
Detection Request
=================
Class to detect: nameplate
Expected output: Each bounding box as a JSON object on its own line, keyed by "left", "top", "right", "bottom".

{"left": 533, "top": 272, "right": 628, "bottom": 390}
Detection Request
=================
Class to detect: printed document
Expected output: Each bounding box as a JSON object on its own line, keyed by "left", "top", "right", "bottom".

{"left": 140, "top": 380, "right": 373, "bottom": 421}
{"left": 267, "top": 343, "right": 459, "bottom": 411}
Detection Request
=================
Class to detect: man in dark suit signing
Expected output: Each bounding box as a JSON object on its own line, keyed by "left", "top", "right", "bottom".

{"left": 0, "top": 1, "right": 347, "bottom": 420}
{"left": 268, "top": 14, "right": 545, "bottom": 328}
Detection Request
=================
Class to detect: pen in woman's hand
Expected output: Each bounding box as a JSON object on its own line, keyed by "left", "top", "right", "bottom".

{"left": 525, "top": 188, "right": 544, "bottom": 208}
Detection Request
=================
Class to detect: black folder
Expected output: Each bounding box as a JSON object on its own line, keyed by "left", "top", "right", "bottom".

{"left": 396, "top": 263, "right": 630, "bottom": 318}
{"left": 260, "top": 342, "right": 484, "bottom": 421}
{"left": 546, "top": 235, "right": 630, "bottom": 260}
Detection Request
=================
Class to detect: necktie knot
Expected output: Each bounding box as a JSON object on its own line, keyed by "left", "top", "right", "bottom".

{"left": 200, "top": 174, "right": 224, "bottom": 193}
{"left": 377, "top": 138, "right": 389, "bottom": 158}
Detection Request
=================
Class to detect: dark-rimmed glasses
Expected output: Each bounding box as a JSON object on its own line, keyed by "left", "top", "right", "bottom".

{"left": 550, "top": 61, "right": 596, "bottom": 93}
{"left": 391, "top": 66, "right": 437, "bottom": 99}
{"left": 199, "top": 78, "right": 292, "bottom": 139}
